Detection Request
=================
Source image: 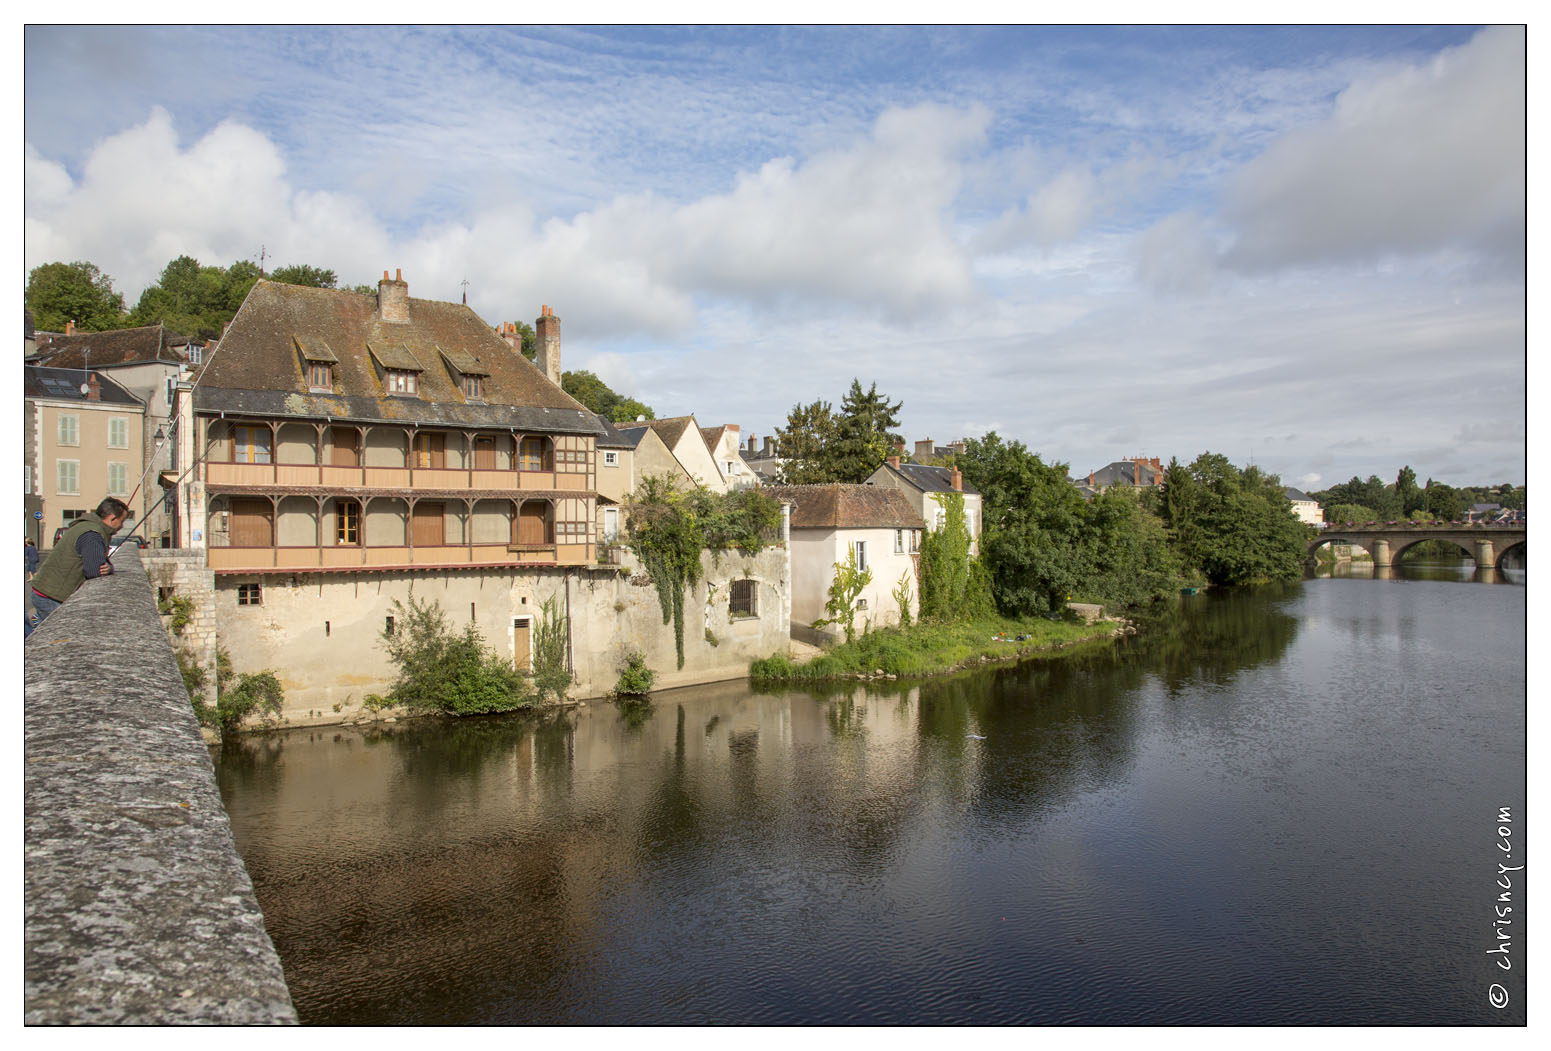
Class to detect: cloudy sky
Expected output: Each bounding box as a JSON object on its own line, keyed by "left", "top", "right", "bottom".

{"left": 22, "top": 24, "right": 1527, "bottom": 489}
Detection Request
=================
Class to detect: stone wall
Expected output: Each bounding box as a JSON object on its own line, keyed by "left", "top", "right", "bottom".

{"left": 143, "top": 549, "right": 218, "bottom": 702}
{"left": 23, "top": 545, "right": 296, "bottom": 1024}
{"left": 210, "top": 545, "right": 793, "bottom": 723}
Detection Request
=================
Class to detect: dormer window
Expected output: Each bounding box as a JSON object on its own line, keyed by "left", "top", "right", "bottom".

{"left": 386, "top": 369, "right": 418, "bottom": 395}
{"left": 368, "top": 341, "right": 425, "bottom": 398}
{"left": 461, "top": 374, "right": 483, "bottom": 399}
{"left": 295, "top": 337, "right": 339, "bottom": 394}
{"left": 439, "top": 346, "right": 489, "bottom": 403}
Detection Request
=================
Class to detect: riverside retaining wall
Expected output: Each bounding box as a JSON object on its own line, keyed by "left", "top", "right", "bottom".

{"left": 24, "top": 545, "right": 295, "bottom": 1024}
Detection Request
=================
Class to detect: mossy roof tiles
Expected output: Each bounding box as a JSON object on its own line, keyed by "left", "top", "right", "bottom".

{"left": 761, "top": 484, "right": 924, "bottom": 530}
{"left": 193, "top": 280, "right": 602, "bottom": 437}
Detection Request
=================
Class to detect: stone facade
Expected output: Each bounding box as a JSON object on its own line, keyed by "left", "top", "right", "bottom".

{"left": 142, "top": 549, "right": 219, "bottom": 702}
{"left": 203, "top": 545, "right": 791, "bottom": 725}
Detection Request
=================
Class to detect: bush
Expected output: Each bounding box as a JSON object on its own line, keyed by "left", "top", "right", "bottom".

{"left": 614, "top": 651, "right": 655, "bottom": 697}
{"left": 531, "top": 596, "right": 572, "bottom": 704}
{"left": 380, "top": 594, "right": 532, "bottom": 715}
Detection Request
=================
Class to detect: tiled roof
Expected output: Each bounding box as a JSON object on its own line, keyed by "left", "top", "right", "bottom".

{"left": 1087, "top": 460, "right": 1162, "bottom": 487}
{"left": 25, "top": 366, "right": 144, "bottom": 407}
{"left": 763, "top": 484, "right": 924, "bottom": 530}
{"left": 594, "top": 415, "right": 638, "bottom": 448}
{"left": 191, "top": 280, "right": 603, "bottom": 436}
{"left": 620, "top": 415, "right": 696, "bottom": 450}
{"left": 32, "top": 323, "right": 186, "bottom": 368}
{"left": 881, "top": 462, "right": 980, "bottom": 496}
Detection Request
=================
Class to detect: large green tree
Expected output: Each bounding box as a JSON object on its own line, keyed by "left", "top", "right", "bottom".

{"left": 1164, "top": 454, "right": 1308, "bottom": 586}
{"left": 560, "top": 369, "right": 655, "bottom": 422}
{"left": 1395, "top": 465, "right": 1424, "bottom": 516}
{"left": 829, "top": 379, "right": 904, "bottom": 483}
{"left": 775, "top": 399, "right": 840, "bottom": 484}
{"left": 129, "top": 256, "right": 263, "bottom": 340}
{"left": 269, "top": 263, "right": 338, "bottom": 288}
{"left": 26, "top": 261, "right": 128, "bottom": 332}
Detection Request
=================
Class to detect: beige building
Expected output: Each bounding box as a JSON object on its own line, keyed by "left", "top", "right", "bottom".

{"left": 616, "top": 416, "right": 728, "bottom": 492}
{"left": 764, "top": 484, "right": 923, "bottom": 640}
{"left": 863, "top": 458, "right": 982, "bottom": 556}
{"left": 1284, "top": 487, "right": 1323, "bottom": 528}
{"left": 164, "top": 274, "right": 792, "bottom": 718}
{"left": 31, "top": 323, "right": 201, "bottom": 546}
{"left": 700, "top": 423, "right": 760, "bottom": 490}
{"left": 25, "top": 367, "right": 145, "bottom": 548}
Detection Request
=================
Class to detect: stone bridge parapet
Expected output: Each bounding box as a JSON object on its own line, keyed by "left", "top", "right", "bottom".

{"left": 24, "top": 545, "right": 296, "bottom": 1024}
{"left": 1311, "top": 523, "right": 1526, "bottom": 570}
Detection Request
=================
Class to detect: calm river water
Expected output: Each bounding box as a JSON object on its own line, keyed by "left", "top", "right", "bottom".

{"left": 217, "top": 567, "right": 1526, "bottom": 1025}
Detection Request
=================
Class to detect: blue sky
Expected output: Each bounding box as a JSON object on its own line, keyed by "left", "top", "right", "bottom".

{"left": 22, "top": 24, "right": 1526, "bottom": 489}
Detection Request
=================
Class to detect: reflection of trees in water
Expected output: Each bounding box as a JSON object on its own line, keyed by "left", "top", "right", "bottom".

{"left": 1124, "top": 584, "right": 1302, "bottom": 694}
{"left": 614, "top": 698, "right": 656, "bottom": 733}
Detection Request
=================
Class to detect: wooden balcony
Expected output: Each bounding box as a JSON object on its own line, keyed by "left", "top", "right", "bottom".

{"left": 207, "top": 462, "right": 577, "bottom": 492}
{"left": 207, "top": 542, "right": 598, "bottom": 573}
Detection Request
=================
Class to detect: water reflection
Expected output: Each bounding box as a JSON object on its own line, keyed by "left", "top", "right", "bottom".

{"left": 218, "top": 578, "right": 1525, "bottom": 1025}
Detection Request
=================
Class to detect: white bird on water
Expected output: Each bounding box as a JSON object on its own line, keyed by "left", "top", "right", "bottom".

{"left": 965, "top": 734, "right": 986, "bottom": 740}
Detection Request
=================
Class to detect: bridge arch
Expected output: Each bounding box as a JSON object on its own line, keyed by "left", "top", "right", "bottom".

{"left": 1388, "top": 537, "right": 1477, "bottom": 564}
{"left": 1309, "top": 535, "right": 1378, "bottom": 561}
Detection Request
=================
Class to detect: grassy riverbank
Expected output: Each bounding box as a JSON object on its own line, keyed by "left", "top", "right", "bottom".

{"left": 750, "top": 615, "right": 1120, "bottom": 683}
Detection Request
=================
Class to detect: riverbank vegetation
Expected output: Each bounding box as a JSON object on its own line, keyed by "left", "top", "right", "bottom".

{"left": 377, "top": 594, "right": 547, "bottom": 715}
{"left": 750, "top": 615, "right": 1113, "bottom": 683}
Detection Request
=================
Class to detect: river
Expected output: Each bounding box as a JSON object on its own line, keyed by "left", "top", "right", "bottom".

{"left": 216, "top": 567, "right": 1526, "bottom": 1025}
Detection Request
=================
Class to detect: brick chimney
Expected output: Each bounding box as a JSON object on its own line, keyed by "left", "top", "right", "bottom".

{"left": 378, "top": 269, "right": 409, "bottom": 323}
{"left": 887, "top": 455, "right": 900, "bottom": 469}
{"left": 951, "top": 467, "right": 962, "bottom": 491}
{"left": 65, "top": 321, "right": 75, "bottom": 336}
{"left": 535, "top": 305, "right": 561, "bottom": 386}
{"left": 86, "top": 373, "right": 101, "bottom": 401}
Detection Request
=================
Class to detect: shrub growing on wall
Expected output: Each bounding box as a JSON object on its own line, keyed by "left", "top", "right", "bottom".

{"left": 531, "top": 596, "right": 572, "bottom": 704}
{"left": 380, "top": 594, "right": 531, "bottom": 715}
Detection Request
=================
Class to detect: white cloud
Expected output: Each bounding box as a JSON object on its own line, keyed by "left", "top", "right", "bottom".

{"left": 1221, "top": 27, "right": 1525, "bottom": 271}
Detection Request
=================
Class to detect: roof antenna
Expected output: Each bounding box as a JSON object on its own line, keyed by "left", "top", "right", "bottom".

{"left": 460, "top": 278, "right": 469, "bottom": 305}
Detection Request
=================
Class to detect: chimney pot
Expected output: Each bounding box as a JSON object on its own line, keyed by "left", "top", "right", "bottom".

{"left": 86, "top": 373, "right": 101, "bottom": 401}
{"left": 395, "top": 268, "right": 402, "bottom": 281}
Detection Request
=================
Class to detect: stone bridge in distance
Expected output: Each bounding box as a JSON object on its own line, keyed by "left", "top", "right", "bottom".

{"left": 1311, "top": 523, "right": 1526, "bottom": 571}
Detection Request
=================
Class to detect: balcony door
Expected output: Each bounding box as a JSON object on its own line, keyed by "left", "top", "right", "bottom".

{"left": 412, "top": 502, "right": 445, "bottom": 547}
{"left": 414, "top": 432, "right": 445, "bottom": 469}
{"left": 229, "top": 498, "right": 273, "bottom": 546}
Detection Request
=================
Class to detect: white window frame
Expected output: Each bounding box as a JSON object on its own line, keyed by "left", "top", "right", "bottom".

{"left": 853, "top": 539, "right": 868, "bottom": 574}
{"left": 603, "top": 506, "right": 620, "bottom": 542}
{"left": 58, "top": 414, "right": 79, "bottom": 447}
{"left": 108, "top": 416, "right": 129, "bottom": 449}
{"left": 188, "top": 344, "right": 203, "bottom": 365}
{"left": 57, "top": 459, "right": 80, "bottom": 495}
{"left": 603, "top": 450, "right": 618, "bottom": 467}
{"left": 233, "top": 425, "right": 272, "bottom": 464}
{"left": 107, "top": 462, "right": 129, "bottom": 496}
{"left": 386, "top": 369, "right": 418, "bottom": 395}
{"left": 894, "top": 528, "right": 904, "bottom": 553}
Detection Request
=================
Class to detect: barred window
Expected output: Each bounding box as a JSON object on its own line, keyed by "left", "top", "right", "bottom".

{"left": 730, "top": 579, "right": 758, "bottom": 618}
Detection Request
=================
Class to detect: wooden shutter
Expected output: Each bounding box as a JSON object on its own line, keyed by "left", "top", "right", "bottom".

{"left": 474, "top": 436, "right": 496, "bottom": 470}
{"left": 229, "top": 498, "right": 273, "bottom": 547}
{"left": 331, "top": 427, "right": 360, "bottom": 466}
{"left": 412, "top": 502, "right": 445, "bottom": 547}
{"left": 517, "top": 503, "right": 549, "bottom": 545}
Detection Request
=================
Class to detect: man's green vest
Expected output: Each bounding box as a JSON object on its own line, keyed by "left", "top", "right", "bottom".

{"left": 32, "top": 513, "right": 116, "bottom": 602}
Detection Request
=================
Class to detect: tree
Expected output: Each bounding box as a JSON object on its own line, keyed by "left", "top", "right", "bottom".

{"left": 1395, "top": 466, "right": 1424, "bottom": 516}
{"left": 1175, "top": 454, "right": 1307, "bottom": 586}
{"left": 829, "top": 379, "right": 903, "bottom": 483}
{"left": 129, "top": 255, "right": 262, "bottom": 340}
{"left": 1422, "top": 481, "right": 1466, "bottom": 521}
{"left": 775, "top": 399, "right": 839, "bottom": 484}
{"left": 561, "top": 369, "right": 655, "bottom": 422}
{"left": 26, "top": 261, "right": 128, "bottom": 332}
{"left": 269, "top": 263, "right": 338, "bottom": 288}
{"left": 1325, "top": 503, "right": 1381, "bottom": 525}
{"left": 811, "top": 544, "right": 873, "bottom": 643}
{"left": 508, "top": 320, "right": 537, "bottom": 361}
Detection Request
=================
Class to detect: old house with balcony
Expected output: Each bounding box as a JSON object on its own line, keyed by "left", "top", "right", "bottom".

{"left": 162, "top": 273, "right": 792, "bottom": 715}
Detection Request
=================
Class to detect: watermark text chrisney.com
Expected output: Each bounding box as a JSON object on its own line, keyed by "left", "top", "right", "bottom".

{"left": 1485, "top": 806, "right": 1519, "bottom": 1011}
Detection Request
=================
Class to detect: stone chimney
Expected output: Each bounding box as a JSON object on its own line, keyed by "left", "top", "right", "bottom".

{"left": 915, "top": 439, "right": 934, "bottom": 461}
{"left": 86, "top": 373, "right": 101, "bottom": 401}
{"left": 535, "top": 305, "right": 561, "bottom": 386}
{"left": 951, "top": 467, "right": 962, "bottom": 491}
{"left": 378, "top": 269, "right": 409, "bottom": 323}
{"left": 746, "top": 433, "right": 757, "bottom": 454}
{"left": 763, "top": 436, "right": 775, "bottom": 457}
